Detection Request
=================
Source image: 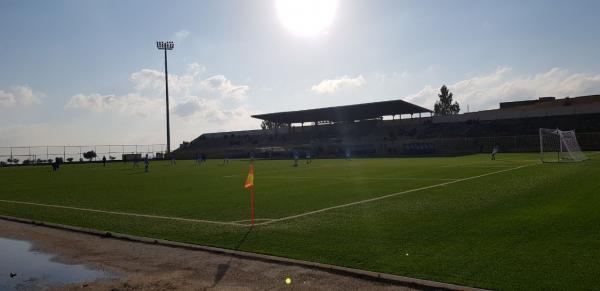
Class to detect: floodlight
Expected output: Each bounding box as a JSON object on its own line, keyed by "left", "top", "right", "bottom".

{"left": 156, "top": 41, "right": 175, "bottom": 153}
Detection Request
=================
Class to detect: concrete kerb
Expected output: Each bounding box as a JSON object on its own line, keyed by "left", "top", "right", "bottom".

{"left": 0, "top": 214, "right": 489, "bottom": 291}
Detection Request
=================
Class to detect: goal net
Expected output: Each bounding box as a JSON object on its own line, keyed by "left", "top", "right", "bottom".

{"left": 539, "top": 128, "right": 588, "bottom": 162}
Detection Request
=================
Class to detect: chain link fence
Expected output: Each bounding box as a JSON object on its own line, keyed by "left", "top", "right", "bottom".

{"left": 0, "top": 144, "right": 166, "bottom": 165}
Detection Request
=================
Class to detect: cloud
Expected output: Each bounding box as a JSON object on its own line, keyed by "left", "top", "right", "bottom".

{"left": 174, "top": 30, "right": 190, "bottom": 42}
{"left": 129, "top": 65, "right": 246, "bottom": 101}
{"left": 0, "top": 85, "right": 43, "bottom": 107}
{"left": 174, "top": 100, "right": 258, "bottom": 138}
{"left": 405, "top": 67, "right": 600, "bottom": 112}
{"left": 200, "top": 75, "right": 249, "bottom": 101}
{"left": 186, "top": 62, "right": 205, "bottom": 76}
{"left": 65, "top": 93, "right": 162, "bottom": 117}
{"left": 173, "top": 96, "right": 254, "bottom": 122}
{"left": 65, "top": 63, "right": 255, "bottom": 142}
{"left": 311, "top": 75, "right": 366, "bottom": 94}
{"left": 130, "top": 69, "right": 165, "bottom": 92}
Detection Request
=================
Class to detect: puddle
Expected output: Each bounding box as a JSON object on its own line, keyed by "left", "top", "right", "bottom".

{"left": 0, "top": 237, "right": 112, "bottom": 290}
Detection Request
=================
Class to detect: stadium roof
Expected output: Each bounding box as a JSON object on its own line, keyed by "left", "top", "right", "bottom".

{"left": 252, "top": 99, "right": 432, "bottom": 124}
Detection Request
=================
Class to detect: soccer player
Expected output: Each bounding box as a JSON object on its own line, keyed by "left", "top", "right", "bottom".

{"left": 51, "top": 160, "right": 59, "bottom": 171}
{"left": 196, "top": 152, "right": 202, "bottom": 166}
{"left": 170, "top": 156, "right": 176, "bottom": 166}
{"left": 144, "top": 154, "right": 149, "bottom": 172}
{"left": 345, "top": 149, "right": 351, "bottom": 160}
{"left": 306, "top": 151, "right": 312, "bottom": 164}
{"left": 102, "top": 155, "right": 107, "bottom": 167}
{"left": 293, "top": 151, "right": 299, "bottom": 167}
{"left": 491, "top": 145, "right": 499, "bottom": 160}
{"left": 133, "top": 156, "right": 139, "bottom": 168}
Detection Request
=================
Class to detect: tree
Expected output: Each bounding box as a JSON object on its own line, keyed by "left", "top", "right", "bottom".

{"left": 434, "top": 85, "right": 460, "bottom": 115}
{"left": 260, "top": 120, "right": 287, "bottom": 130}
{"left": 83, "top": 150, "right": 97, "bottom": 162}
{"left": 261, "top": 120, "right": 275, "bottom": 130}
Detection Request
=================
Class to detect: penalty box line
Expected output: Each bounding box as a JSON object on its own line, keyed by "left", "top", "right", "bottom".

{"left": 253, "top": 164, "right": 536, "bottom": 226}
{"left": 0, "top": 199, "right": 246, "bottom": 227}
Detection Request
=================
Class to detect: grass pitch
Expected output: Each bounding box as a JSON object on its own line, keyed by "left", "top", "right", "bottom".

{"left": 1, "top": 153, "right": 599, "bottom": 290}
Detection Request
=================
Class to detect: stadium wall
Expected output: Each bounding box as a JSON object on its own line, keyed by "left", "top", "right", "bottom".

{"left": 174, "top": 103, "right": 600, "bottom": 159}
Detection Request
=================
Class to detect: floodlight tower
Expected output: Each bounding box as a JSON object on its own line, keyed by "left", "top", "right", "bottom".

{"left": 156, "top": 41, "right": 174, "bottom": 154}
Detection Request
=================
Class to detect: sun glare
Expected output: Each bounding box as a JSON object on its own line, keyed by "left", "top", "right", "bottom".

{"left": 275, "top": 0, "right": 339, "bottom": 37}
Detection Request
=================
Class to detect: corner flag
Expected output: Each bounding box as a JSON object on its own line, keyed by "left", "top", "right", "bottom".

{"left": 244, "top": 164, "right": 254, "bottom": 189}
{"left": 244, "top": 164, "right": 255, "bottom": 225}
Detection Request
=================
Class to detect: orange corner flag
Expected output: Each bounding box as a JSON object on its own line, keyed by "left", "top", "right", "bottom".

{"left": 244, "top": 164, "right": 254, "bottom": 189}
{"left": 244, "top": 164, "right": 255, "bottom": 225}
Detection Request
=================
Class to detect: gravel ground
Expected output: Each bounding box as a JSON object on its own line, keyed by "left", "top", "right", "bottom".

{"left": 0, "top": 219, "right": 418, "bottom": 290}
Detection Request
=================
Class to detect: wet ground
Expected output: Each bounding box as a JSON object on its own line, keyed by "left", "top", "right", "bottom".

{"left": 0, "top": 237, "right": 111, "bottom": 290}
{"left": 0, "top": 219, "right": 416, "bottom": 290}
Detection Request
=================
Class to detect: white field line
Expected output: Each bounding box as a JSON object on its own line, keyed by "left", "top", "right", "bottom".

{"left": 0, "top": 163, "right": 536, "bottom": 228}
{"left": 230, "top": 219, "right": 274, "bottom": 224}
{"left": 443, "top": 165, "right": 517, "bottom": 168}
{"left": 0, "top": 199, "right": 246, "bottom": 227}
{"left": 253, "top": 164, "right": 535, "bottom": 226}
{"left": 222, "top": 164, "right": 336, "bottom": 178}
{"left": 441, "top": 160, "right": 535, "bottom": 168}
{"left": 224, "top": 176, "right": 458, "bottom": 181}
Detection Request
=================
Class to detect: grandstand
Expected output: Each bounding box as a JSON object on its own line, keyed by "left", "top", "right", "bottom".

{"left": 173, "top": 94, "right": 600, "bottom": 159}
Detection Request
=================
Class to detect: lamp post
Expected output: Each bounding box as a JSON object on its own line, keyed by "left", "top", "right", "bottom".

{"left": 156, "top": 41, "right": 174, "bottom": 154}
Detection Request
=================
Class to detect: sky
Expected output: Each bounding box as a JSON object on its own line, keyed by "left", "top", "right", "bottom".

{"left": 2, "top": 0, "right": 600, "bottom": 147}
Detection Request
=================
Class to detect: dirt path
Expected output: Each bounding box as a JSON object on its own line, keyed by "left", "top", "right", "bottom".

{"left": 0, "top": 220, "right": 417, "bottom": 291}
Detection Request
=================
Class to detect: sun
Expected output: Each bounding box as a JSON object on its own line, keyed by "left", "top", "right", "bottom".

{"left": 275, "top": 0, "right": 339, "bottom": 37}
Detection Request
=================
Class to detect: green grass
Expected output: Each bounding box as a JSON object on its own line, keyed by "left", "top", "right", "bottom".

{"left": 1, "top": 153, "right": 599, "bottom": 290}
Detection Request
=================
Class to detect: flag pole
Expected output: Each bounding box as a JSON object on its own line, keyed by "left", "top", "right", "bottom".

{"left": 244, "top": 163, "right": 255, "bottom": 226}
{"left": 251, "top": 187, "right": 255, "bottom": 226}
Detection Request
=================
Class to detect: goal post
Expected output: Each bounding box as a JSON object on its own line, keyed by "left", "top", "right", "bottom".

{"left": 539, "top": 128, "right": 589, "bottom": 163}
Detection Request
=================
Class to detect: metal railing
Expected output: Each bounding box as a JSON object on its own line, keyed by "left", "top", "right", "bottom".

{"left": 0, "top": 144, "right": 166, "bottom": 164}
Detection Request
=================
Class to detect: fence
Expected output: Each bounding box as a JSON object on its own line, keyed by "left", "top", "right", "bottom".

{"left": 0, "top": 144, "right": 166, "bottom": 164}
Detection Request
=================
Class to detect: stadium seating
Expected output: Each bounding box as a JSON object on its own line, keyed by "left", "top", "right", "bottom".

{"left": 173, "top": 112, "right": 600, "bottom": 159}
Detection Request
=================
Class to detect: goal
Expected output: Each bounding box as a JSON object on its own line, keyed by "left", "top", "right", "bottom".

{"left": 539, "top": 128, "right": 588, "bottom": 162}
